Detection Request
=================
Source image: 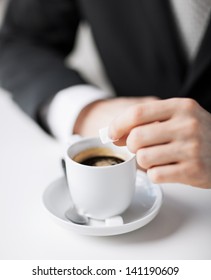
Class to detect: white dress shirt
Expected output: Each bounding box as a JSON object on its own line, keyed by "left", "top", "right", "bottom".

{"left": 46, "top": 85, "right": 112, "bottom": 142}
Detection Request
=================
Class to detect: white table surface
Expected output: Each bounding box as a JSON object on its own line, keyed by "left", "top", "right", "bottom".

{"left": 0, "top": 89, "right": 211, "bottom": 260}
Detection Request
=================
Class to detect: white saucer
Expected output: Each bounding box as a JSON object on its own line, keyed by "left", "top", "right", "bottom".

{"left": 42, "top": 171, "right": 163, "bottom": 236}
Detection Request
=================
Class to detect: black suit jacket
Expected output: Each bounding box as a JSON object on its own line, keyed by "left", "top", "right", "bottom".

{"left": 0, "top": 0, "right": 211, "bottom": 120}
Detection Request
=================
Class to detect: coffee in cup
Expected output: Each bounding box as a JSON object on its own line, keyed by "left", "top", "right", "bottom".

{"left": 73, "top": 147, "right": 125, "bottom": 166}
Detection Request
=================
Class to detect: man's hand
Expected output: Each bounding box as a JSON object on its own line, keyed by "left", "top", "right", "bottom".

{"left": 74, "top": 96, "right": 158, "bottom": 136}
{"left": 109, "top": 98, "right": 211, "bottom": 189}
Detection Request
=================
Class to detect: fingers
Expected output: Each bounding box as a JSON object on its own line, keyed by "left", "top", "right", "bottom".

{"left": 147, "top": 163, "right": 186, "bottom": 184}
{"left": 108, "top": 97, "right": 211, "bottom": 188}
{"left": 136, "top": 143, "right": 181, "bottom": 169}
{"left": 109, "top": 98, "right": 177, "bottom": 140}
{"left": 126, "top": 121, "right": 173, "bottom": 152}
{"left": 114, "top": 120, "right": 173, "bottom": 148}
{"left": 115, "top": 120, "right": 174, "bottom": 150}
{"left": 147, "top": 161, "right": 209, "bottom": 188}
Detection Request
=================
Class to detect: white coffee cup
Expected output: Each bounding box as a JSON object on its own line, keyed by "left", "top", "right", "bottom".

{"left": 65, "top": 137, "right": 136, "bottom": 220}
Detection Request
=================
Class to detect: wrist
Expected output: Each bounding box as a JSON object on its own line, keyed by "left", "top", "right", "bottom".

{"left": 73, "top": 99, "right": 105, "bottom": 136}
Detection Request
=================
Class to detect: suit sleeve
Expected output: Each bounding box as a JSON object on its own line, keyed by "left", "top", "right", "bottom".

{"left": 0, "top": 0, "right": 86, "bottom": 119}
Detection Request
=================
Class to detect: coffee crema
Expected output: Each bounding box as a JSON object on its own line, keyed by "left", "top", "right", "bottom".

{"left": 72, "top": 147, "right": 125, "bottom": 167}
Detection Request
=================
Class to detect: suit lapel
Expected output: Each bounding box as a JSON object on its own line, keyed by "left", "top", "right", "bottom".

{"left": 142, "top": 0, "right": 188, "bottom": 85}
{"left": 144, "top": 0, "right": 211, "bottom": 96}
{"left": 180, "top": 18, "right": 211, "bottom": 95}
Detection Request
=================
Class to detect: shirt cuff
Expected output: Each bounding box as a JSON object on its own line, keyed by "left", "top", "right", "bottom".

{"left": 46, "top": 85, "right": 113, "bottom": 143}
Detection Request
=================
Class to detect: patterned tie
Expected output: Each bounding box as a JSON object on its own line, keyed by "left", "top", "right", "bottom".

{"left": 170, "top": 0, "right": 211, "bottom": 60}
